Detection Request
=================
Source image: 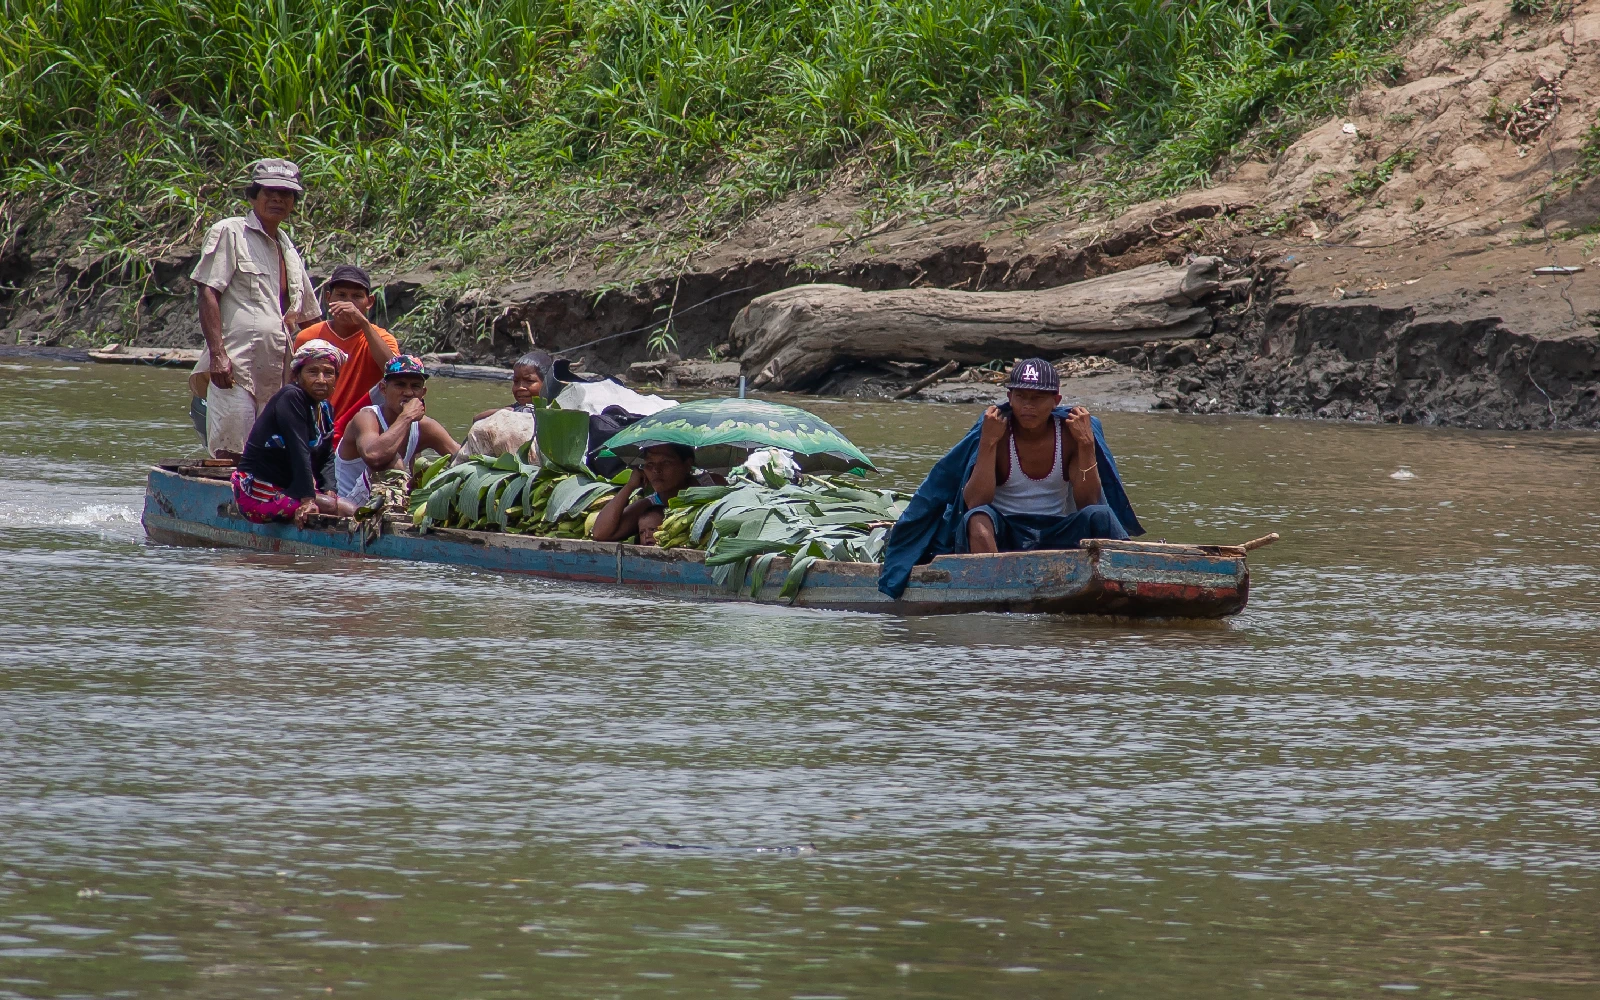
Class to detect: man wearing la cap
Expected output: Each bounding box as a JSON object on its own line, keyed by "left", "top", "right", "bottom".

{"left": 189, "top": 158, "right": 322, "bottom": 458}
{"left": 877, "top": 357, "right": 1144, "bottom": 599}
{"left": 293, "top": 263, "right": 399, "bottom": 444}
{"left": 959, "top": 357, "right": 1131, "bottom": 553}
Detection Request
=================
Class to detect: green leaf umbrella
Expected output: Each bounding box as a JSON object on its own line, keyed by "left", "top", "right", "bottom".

{"left": 596, "top": 398, "right": 876, "bottom": 474}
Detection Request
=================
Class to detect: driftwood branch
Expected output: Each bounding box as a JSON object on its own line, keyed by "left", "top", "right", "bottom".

{"left": 731, "top": 258, "right": 1224, "bottom": 391}
{"left": 893, "top": 360, "right": 961, "bottom": 399}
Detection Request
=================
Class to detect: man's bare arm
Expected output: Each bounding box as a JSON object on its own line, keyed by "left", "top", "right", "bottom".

{"left": 1064, "top": 407, "right": 1102, "bottom": 509}
{"left": 364, "top": 325, "right": 396, "bottom": 368}
{"left": 327, "top": 300, "right": 396, "bottom": 367}
{"left": 417, "top": 418, "right": 460, "bottom": 463}
{"left": 359, "top": 399, "right": 424, "bottom": 469}
{"left": 197, "top": 285, "right": 233, "bottom": 389}
{"left": 962, "top": 406, "right": 1009, "bottom": 510}
{"left": 591, "top": 469, "right": 647, "bottom": 541}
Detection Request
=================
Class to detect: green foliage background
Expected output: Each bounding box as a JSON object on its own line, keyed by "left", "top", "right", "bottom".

{"left": 1, "top": 0, "right": 1415, "bottom": 271}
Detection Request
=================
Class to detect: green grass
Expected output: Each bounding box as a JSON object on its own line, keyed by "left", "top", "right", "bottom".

{"left": 1343, "top": 147, "right": 1417, "bottom": 196}
{"left": 1, "top": 0, "right": 1421, "bottom": 279}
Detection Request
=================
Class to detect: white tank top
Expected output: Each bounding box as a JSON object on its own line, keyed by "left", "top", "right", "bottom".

{"left": 991, "top": 419, "right": 1079, "bottom": 517}
{"left": 335, "top": 404, "right": 419, "bottom": 502}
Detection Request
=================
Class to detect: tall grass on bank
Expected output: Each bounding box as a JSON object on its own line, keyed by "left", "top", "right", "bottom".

{"left": 1, "top": 0, "right": 1416, "bottom": 271}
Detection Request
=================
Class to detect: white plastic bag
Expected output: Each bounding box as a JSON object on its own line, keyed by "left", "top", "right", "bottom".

{"left": 554, "top": 379, "right": 676, "bottom": 416}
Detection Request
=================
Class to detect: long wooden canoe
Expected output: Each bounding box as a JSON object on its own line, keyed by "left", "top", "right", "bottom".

{"left": 143, "top": 466, "right": 1257, "bottom": 617}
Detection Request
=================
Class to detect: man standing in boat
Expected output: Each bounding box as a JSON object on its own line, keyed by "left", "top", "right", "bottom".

{"left": 188, "top": 158, "right": 322, "bottom": 458}
{"left": 878, "top": 358, "right": 1142, "bottom": 599}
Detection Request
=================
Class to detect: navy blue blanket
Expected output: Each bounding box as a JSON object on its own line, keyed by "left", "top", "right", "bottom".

{"left": 877, "top": 404, "right": 1144, "bottom": 599}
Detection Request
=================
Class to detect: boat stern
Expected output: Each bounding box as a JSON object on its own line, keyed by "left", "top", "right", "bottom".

{"left": 1084, "top": 540, "right": 1249, "bottom": 617}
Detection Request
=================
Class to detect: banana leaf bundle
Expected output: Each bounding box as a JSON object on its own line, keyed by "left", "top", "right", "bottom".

{"left": 408, "top": 447, "right": 626, "bottom": 535}
{"left": 656, "top": 475, "right": 910, "bottom": 601}
{"left": 407, "top": 405, "right": 625, "bottom": 536}
{"left": 406, "top": 405, "right": 902, "bottom": 600}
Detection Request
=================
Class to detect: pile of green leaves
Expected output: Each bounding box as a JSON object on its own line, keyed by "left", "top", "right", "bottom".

{"left": 656, "top": 471, "right": 909, "bottom": 601}
{"left": 403, "top": 407, "right": 903, "bottom": 598}
{"left": 408, "top": 406, "right": 622, "bottom": 536}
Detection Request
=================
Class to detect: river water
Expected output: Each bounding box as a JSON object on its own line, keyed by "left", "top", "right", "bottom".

{"left": 2, "top": 357, "right": 1598, "bottom": 999}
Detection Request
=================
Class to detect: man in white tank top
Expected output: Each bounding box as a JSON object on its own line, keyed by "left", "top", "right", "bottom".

{"left": 337, "top": 355, "right": 460, "bottom": 505}
{"left": 959, "top": 358, "right": 1130, "bottom": 554}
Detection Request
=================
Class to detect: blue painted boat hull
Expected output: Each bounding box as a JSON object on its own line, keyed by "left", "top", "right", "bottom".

{"left": 142, "top": 469, "right": 1249, "bottom": 617}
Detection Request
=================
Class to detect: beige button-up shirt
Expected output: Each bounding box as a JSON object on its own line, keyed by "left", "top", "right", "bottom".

{"left": 189, "top": 211, "right": 320, "bottom": 398}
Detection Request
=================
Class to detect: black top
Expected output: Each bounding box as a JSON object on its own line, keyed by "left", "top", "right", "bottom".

{"left": 236, "top": 383, "right": 334, "bottom": 500}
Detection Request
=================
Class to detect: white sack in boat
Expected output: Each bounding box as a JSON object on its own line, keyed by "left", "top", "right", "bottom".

{"left": 455, "top": 409, "right": 538, "bottom": 465}
{"left": 555, "top": 379, "right": 676, "bottom": 416}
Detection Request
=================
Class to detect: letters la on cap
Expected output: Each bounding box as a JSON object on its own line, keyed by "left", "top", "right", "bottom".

{"left": 1003, "top": 357, "right": 1060, "bottom": 392}
{"left": 248, "top": 158, "right": 304, "bottom": 193}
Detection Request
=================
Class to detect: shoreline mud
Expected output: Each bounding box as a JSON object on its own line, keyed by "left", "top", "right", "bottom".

{"left": 10, "top": 221, "right": 1595, "bottom": 431}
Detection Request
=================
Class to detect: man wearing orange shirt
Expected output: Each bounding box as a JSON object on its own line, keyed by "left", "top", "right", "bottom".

{"left": 293, "top": 264, "right": 398, "bottom": 444}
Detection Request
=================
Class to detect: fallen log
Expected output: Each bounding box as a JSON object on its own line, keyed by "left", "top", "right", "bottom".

{"left": 732, "top": 257, "right": 1223, "bottom": 391}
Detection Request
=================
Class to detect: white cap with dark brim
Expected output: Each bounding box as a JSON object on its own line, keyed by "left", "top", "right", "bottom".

{"left": 248, "top": 158, "right": 304, "bottom": 194}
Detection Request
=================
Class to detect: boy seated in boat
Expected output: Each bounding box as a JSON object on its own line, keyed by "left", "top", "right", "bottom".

{"left": 231, "top": 341, "right": 359, "bottom": 526}
{"left": 457, "top": 352, "right": 550, "bottom": 461}
{"left": 590, "top": 444, "right": 720, "bottom": 545}
{"left": 471, "top": 352, "right": 550, "bottom": 422}
{"left": 877, "top": 358, "right": 1145, "bottom": 599}
{"left": 337, "top": 355, "right": 460, "bottom": 507}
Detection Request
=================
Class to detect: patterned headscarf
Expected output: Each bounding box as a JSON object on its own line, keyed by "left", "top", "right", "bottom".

{"left": 292, "top": 338, "right": 348, "bottom": 373}
{"left": 383, "top": 354, "right": 429, "bottom": 380}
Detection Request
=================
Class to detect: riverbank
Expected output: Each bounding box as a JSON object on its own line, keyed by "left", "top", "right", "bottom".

{"left": 4, "top": 1, "right": 1598, "bottom": 429}
{"left": 12, "top": 191, "right": 1595, "bottom": 430}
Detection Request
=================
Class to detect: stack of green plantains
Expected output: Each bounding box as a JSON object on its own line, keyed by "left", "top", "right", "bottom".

{"left": 408, "top": 448, "right": 625, "bottom": 536}
{"left": 407, "top": 405, "right": 622, "bottom": 536}
{"left": 404, "top": 406, "right": 907, "bottom": 600}
{"left": 656, "top": 465, "right": 910, "bottom": 600}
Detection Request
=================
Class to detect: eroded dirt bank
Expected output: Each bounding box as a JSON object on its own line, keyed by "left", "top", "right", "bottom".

{"left": 8, "top": 195, "right": 1593, "bottom": 429}
{"left": 1143, "top": 241, "right": 1600, "bottom": 429}
{"left": 3, "top": 0, "right": 1598, "bottom": 429}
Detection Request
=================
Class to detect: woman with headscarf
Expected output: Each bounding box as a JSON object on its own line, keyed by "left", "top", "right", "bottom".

{"left": 231, "top": 339, "right": 359, "bottom": 525}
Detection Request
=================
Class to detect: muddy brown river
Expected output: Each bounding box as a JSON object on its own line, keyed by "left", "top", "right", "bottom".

{"left": 2, "top": 357, "right": 1598, "bottom": 998}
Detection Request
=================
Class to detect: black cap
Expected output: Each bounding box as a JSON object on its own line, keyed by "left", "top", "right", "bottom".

{"left": 327, "top": 264, "right": 371, "bottom": 292}
{"left": 1003, "top": 357, "right": 1059, "bottom": 392}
